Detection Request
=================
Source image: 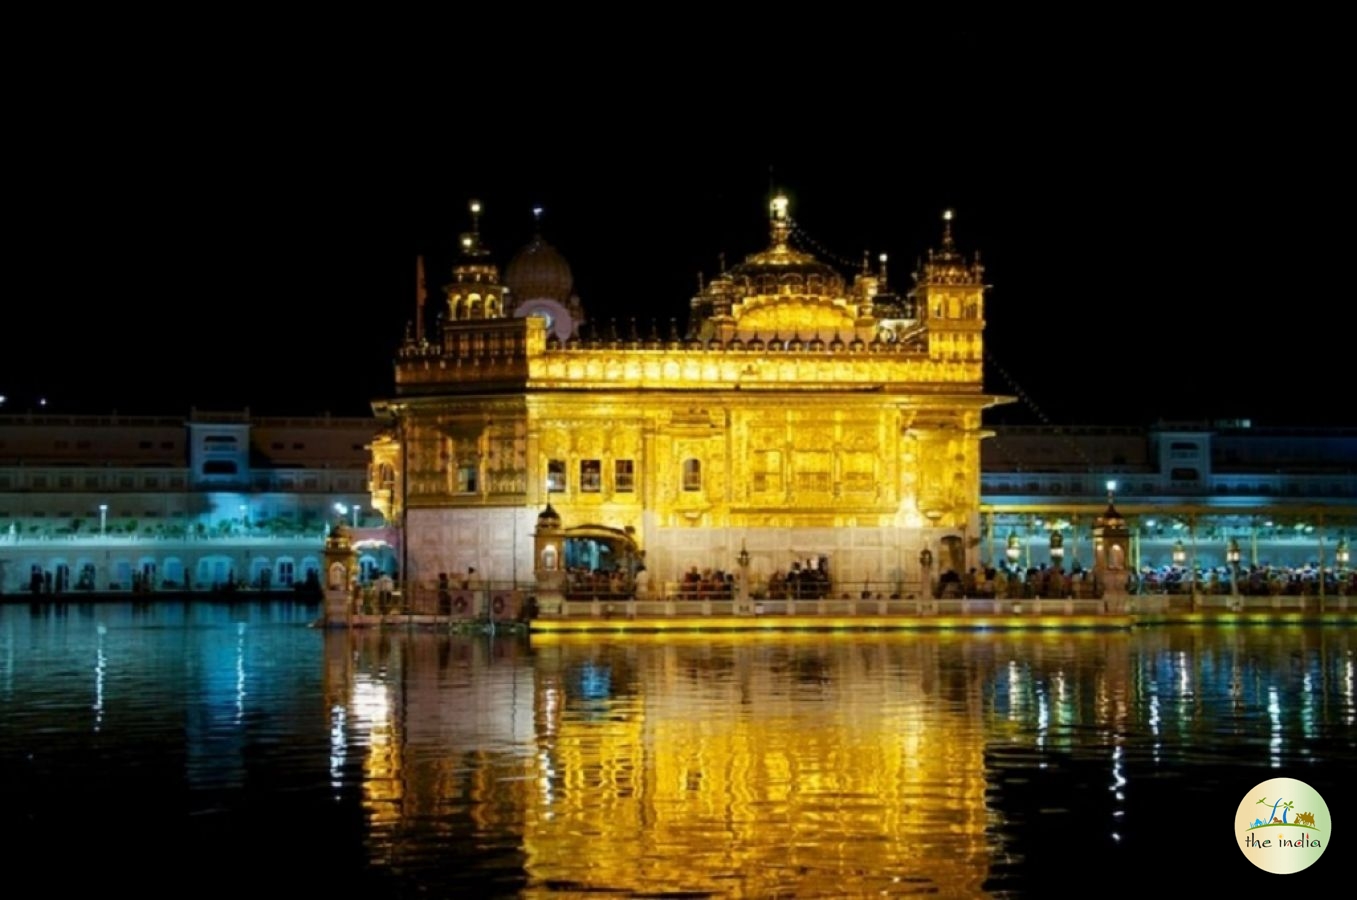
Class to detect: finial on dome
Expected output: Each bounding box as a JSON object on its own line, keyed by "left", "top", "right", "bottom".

{"left": 532, "top": 205, "right": 544, "bottom": 232}
{"left": 941, "top": 208, "right": 956, "bottom": 252}
{"left": 878, "top": 252, "right": 889, "bottom": 289}
{"left": 769, "top": 193, "right": 792, "bottom": 250}
{"left": 416, "top": 256, "right": 427, "bottom": 345}
{"left": 470, "top": 199, "right": 483, "bottom": 235}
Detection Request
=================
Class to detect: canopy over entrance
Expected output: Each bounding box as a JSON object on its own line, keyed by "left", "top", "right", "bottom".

{"left": 561, "top": 524, "right": 639, "bottom": 574}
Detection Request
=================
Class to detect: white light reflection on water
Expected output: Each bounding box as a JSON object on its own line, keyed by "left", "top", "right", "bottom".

{"left": 1147, "top": 687, "right": 1161, "bottom": 765}
{"left": 235, "top": 621, "right": 246, "bottom": 725}
{"left": 94, "top": 624, "right": 106, "bottom": 733}
{"left": 1302, "top": 671, "right": 1315, "bottom": 743}
{"left": 1269, "top": 686, "right": 1282, "bottom": 768}
{"left": 330, "top": 704, "right": 347, "bottom": 792}
{"left": 1346, "top": 654, "right": 1355, "bottom": 726}
{"left": 1035, "top": 682, "right": 1049, "bottom": 766}
{"left": 1110, "top": 742, "right": 1126, "bottom": 843}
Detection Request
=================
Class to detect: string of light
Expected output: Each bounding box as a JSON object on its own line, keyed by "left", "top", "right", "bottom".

{"left": 984, "top": 349, "right": 1095, "bottom": 472}
{"left": 787, "top": 218, "right": 876, "bottom": 272}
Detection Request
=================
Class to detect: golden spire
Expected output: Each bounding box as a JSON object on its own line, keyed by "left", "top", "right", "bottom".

{"left": 769, "top": 193, "right": 791, "bottom": 251}
{"left": 459, "top": 199, "right": 489, "bottom": 259}
{"left": 878, "top": 252, "right": 889, "bottom": 290}
{"left": 416, "top": 255, "right": 427, "bottom": 345}
{"left": 941, "top": 208, "right": 956, "bottom": 254}
{"left": 532, "top": 205, "right": 544, "bottom": 234}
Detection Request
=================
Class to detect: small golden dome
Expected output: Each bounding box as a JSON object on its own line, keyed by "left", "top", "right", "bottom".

{"left": 537, "top": 503, "right": 562, "bottom": 531}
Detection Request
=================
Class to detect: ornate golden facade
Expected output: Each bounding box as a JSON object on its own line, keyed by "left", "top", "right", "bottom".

{"left": 373, "top": 197, "right": 1009, "bottom": 594}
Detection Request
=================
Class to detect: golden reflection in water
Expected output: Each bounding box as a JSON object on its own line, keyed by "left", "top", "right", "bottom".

{"left": 324, "top": 631, "right": 1153, "bottom": 896}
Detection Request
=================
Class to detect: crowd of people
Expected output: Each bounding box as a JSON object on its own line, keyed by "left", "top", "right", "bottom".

{"left": 764, "top": 559, "right": 833, "bottom": 600}
{"left": 1130, "top": 564, "right": 1354, "bottom": 596}
{"left": 567, "top": 567, "right": 636, "bottom": 599}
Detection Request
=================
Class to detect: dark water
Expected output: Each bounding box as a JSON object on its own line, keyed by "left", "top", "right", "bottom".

{"left": 2, "top": 603, "right": 1352, "bottom": 896}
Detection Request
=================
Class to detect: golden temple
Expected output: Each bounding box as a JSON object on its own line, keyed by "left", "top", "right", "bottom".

{"left": 371, "top": 194, "right": 1010, "bottom": 601}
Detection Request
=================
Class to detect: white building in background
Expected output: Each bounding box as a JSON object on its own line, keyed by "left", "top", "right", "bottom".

{"left": 0, "top": 410, "right": 387, "bottom": 595}
{"left": 981, "top": 421, "right": 1357, "bottom": 572}
{"left": 2, "top": 408, "right": 1353, "bottom": 598}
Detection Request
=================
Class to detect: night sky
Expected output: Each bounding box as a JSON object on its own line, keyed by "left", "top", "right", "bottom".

{"left": 6, "top": 30, "right": 1350, "bottom": 429}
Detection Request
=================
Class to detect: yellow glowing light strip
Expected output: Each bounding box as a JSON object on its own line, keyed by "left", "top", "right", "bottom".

{"left": 529, "top": 629, "right": 1121, "bottom": 646}
{"left": 529, "top": 615, "right": 1134, "bottom": 634}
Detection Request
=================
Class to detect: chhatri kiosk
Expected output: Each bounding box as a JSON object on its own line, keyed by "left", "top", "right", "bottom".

{"left": 371, "top": 195, "right": 1014, "bottom": 615}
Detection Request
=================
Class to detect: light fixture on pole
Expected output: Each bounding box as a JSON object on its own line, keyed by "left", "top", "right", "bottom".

{"left": 1172, "top": 539, "right": 1187, "bottom": 566}
{"left": 1005, "top": 531, "right": 1021, "bottom": 567}
{"left": 1226, "top": 537, "right": 1241, "bottom": 599}
{"left": 99, "top": 504, "right": 108, "bottom": 536}
{"left": 1225, "top": 538, "right": 1241, "bottom": 566}
{"left": 239, "top": 505, "right": 248, "bottom": 532}
{"left": 736, "top": 540, "right": 751, "bottom": 605}
{"left": 352, "top": 504, "right": 361, "bottom": 528}
{"left": 1049, "top": 528, "right": 1064, "bottom": 565}
{"left": 1337, "top": 537, "right": 1350, "bottom": 570}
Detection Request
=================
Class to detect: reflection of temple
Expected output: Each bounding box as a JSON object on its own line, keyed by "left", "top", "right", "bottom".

{"left": 374, "top": 197, "right": 1007, "bottom": 594}
{"left": 322, "top": 626, "right": 1353, "bottom": 894}
{"left": 325, "top": 632, "right": 1007, "bottom": 895}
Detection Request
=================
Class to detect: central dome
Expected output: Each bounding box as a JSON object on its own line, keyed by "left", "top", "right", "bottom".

{"left": 725, "top": 247, "right": 846, "bottom": 299}
{"left": 725, "top": 194, "right": 845, "bottom": 299}
{"left": 505, "top": 232, "right": 574, "bottom": 305}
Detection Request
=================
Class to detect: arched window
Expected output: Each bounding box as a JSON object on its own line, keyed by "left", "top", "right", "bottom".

{"left": 682, "top": 458, "right": 702, "bottom": 492}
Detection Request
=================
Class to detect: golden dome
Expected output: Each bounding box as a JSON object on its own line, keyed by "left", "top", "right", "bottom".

{"left": 723, "top": 194, "right": 845, "bottom": 299}
{"left": 506, "top": 215, "right": 574, "bottom": 305}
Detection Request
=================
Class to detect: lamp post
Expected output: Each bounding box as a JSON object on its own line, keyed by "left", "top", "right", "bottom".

{"left": 1226, "top": 537, "right": 1241, "bottom": 605}
{"left": 1049, "top": 528, "right": 1065, "bottom": 568}
{"left": 1172, "top": 538, "right": 1187, "bottom": 600}
{"left": 1189, "top": 516, "right": 1199, "bottom": 611}
{"left": 919, "top": 546, "right": 933, "bottom": 599}
{"left": 1005, "top": 531, "right": 1021, "bottom": 571}
{"left": 736, "top": 540, "right": 750, "bottom": 606}
{"left": 1338, "top": 537, "right": 1350, "bottom": 598}
{"left": 352, "top": 504, "right": 361, "bottom": 529}
{"left": 239, "top": 505, "right": 248, "bottom": 533}
{"left": 99, "top": 504, "right": 108, "bottom": 537}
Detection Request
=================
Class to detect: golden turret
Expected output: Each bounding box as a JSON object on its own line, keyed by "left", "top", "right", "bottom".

{"left": 446, "top": 199, "right": 508, "bottom": 323}
{"left": 909, "top": 210, "right": 986, "bottom": 364}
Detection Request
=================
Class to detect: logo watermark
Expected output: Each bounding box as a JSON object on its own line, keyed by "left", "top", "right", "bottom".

{"left": 1235, "top": 777, "right": 1330, "bottom": 874}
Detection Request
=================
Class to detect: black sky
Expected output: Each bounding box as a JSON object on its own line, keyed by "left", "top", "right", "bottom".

{"left": 6, "top": 29, "right": 1351, "bottom": 428}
